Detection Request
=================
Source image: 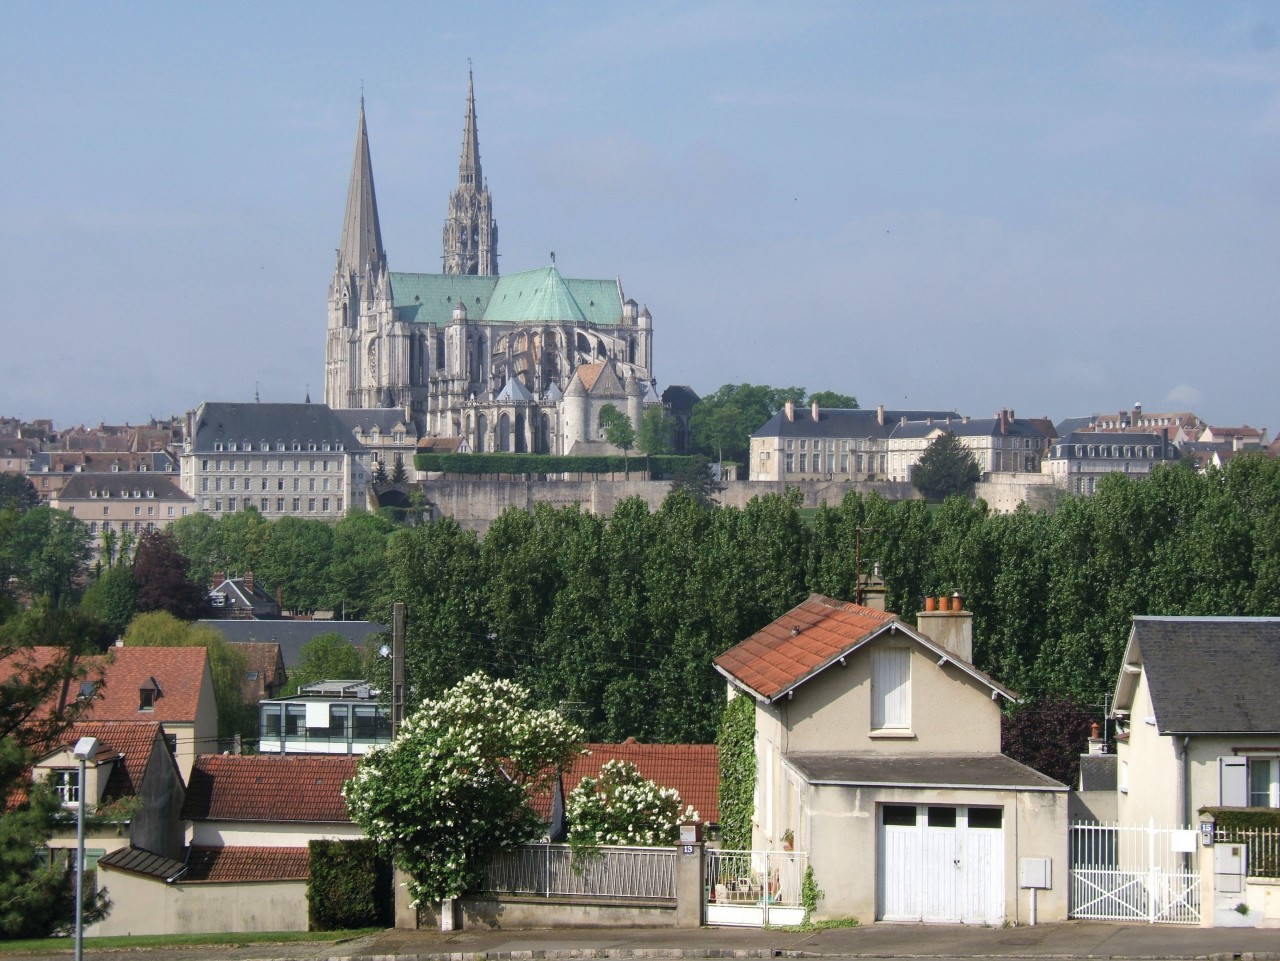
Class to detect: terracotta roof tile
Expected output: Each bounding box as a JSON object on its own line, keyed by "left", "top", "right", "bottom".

{"left": 530, "top": 741, "right": 718, "bottom": 824}
{"left": 713, "top": 594, "right": 897, "bottom": 701}
{"left": 61, "top": 721, "right": 164, "bottom": 801}
{"left": 182, "top": 754, "right": 357, "bottom": 823}
{"left": 184, "top": 845, "right": 310, "bottom": 882}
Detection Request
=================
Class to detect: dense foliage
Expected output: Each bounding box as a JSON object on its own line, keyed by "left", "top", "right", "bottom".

{"left": 715, "top": 694, "right": 756, "bottom": 850}
{"left": 375, "top": 456, "right": 1280, "bottom": 744}
{"left": 343, "top": 673, "right": 582, "bottom": 904}
{"left": 289, "top": 632, "right": 366, "bottom": 692}
{"left": 912, "top": 432, "right": 981, "bottom": 501}
{"left": 306, "top": 839, "right": 392, "bottom": 930}
{"left": 688, "top": 384, "right": 858, "bottom": 465}
{"left": 1000, "top": 697, "right": 1095, "bottom": 786}
{"left": 132, "top": 529, "right": 208, "bottom": 620}
{"left": 566, "top": 759, "right": 696, "bottom": 861}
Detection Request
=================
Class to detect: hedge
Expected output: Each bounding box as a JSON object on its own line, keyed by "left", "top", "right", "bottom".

{"left": 414, "top": 452, "right": 701, "bottom": 478}
{"left": 307, "top": 838, "right": 392, "bottom": 931}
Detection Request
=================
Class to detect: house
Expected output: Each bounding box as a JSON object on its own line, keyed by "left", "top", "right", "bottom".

{"left": 97, "top": 753, "right": 362, "bottom": 935}
{"left": 208, "top": 570, "right": 282, "bottom": 619}
{"left": 334, "top": 408, "right": 421, "bottom": 479}
{"left": 1045, "top": 429, "right": 1179, "bottom": 494}
{"left": 1111, "top": 616, "right": 1280, "bottom": 826}
{"left": 32, "top": 720, "right": 186, "bottom": 934}
{"left": 713, "top": 593, "right": 1068, "bottom": 925}
{"left": 258, "top": 680, "right": 392, "bottom": 755}
{"left": 200, "top": 618, "right": 385, "bottom": 670}
{"left": 237, "top": 641, "right": 287, "bottom": 703}
{"left": 49, "top": 472, "right": 193, "bottom": 562}
{"left": 884, "top": 409, "right": 1049, "bottom": 481}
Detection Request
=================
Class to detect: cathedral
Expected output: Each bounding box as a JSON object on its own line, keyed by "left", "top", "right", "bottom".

{"left": 323, "top": 74, "right": 657, "bottom": 455}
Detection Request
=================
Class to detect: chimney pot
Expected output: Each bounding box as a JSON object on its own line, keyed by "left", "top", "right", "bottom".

{"left": 244, "top": 570, "right": 255, "bottom": 594}
{"left": 951, "top": 592, "right": 964, "bottom": 612}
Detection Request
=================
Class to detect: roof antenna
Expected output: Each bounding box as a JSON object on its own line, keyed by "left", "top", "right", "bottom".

{"left": 550, "top": 251, "right": 555, "bottom": 265}
{"left": 255, "top": 382, "right": 260, "bottom": 403}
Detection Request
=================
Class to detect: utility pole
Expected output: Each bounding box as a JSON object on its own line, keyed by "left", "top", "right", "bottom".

{"left": 391, "top": 601, "right": 405, "bottom": 736}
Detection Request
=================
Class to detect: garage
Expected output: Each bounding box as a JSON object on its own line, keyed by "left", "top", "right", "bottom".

{"left": 878, "top": 803, "right": 1005, "bottom": 923}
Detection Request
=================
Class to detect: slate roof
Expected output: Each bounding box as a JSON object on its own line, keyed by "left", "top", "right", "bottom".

{"left": 530, "top": 741, "right": 718, "bottom": 824}
{"left": 182, "top": 754, "right": 357, "bottom": 823}
{"left": 201, "top": 620, "right": 384, "bottom": 668}
{"left": 332, "top": 409, "right": 415, "bottom": 438}
{"left": 188, "top": 403, "right": 366, "bottom": 454}
{"left": 99, "top": 845, "right": 187, "bottom": 881}
{"left": 184, "top": 845, "right": 310, "bottom": 883}
{"left": 390, "top": 266, "right": 623, "bottom": 327}
{"left": 752, "top": 408, "right": 961, "bottom": 441}
{"left": 1078, "top": 754, "right": 1118, "bottom": 793}
{"left": 55, "top": 472, "right": 190, "bottom": 502}
{"left": 495, "top": 377, "right": 536, "bottom": 403}
{"left": 888, "top": 417, "right": 1045, "bottom": 440}
{"left": 1117, "top": 617, "right": 1280, "bottom": 734}
{"left": 785, "top": 752, "right": 1066, "bottom": 791}
{"left": 714, "top": 594, "right": 1016, "bottom": 704}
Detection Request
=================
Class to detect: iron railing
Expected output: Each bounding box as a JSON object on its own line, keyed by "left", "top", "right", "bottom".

{"left": 1215, "top": 825, "right": 1280, "bottom": 879}
{"left": 481, "top": 843, "right": 676, "bottom": 900}
{"left": 706, "top": 849, "right": 808, "bottom": 908}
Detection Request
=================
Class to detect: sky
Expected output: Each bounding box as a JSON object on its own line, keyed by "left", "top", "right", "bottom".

{"left": 2, "top": 2, "right": 1278, "bottom": 430}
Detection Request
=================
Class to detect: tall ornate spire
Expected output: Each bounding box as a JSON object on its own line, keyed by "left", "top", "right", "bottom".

{"left": 458, "top": 68, "right": 482, "bottom": 191}
{"left": 338, "top": 97, "right": 386, "bottom": 276}
{"left": 443, "top": 68, "right": 498, "bottom": 276}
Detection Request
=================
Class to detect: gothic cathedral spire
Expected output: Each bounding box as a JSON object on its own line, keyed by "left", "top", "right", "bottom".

{"left": 443, "top": 69, "right": 498, "bottom": 275}
{"left": 338, "top": 97, "right": 386, "bottom": 279}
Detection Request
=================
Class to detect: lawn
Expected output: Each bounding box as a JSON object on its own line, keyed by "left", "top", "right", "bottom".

{"left": 0, "top": 929, "right": 378, "bottom": 953}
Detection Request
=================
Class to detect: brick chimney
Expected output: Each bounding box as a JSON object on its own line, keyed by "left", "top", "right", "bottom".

{"left": 915, "top": 593, "right": 973, "bottom": 662}
{"left": 785, "top": 400, "right": 795, "bottom": 422}
{"left": 811, "top": 400, "right": 820, "bottom": 422}
{"left": 244, "top": 570, "right": 255, "bottom": 594}
{"left": 212, "top": 571, "right": 225, "bottom": 589}
{"left": 1088, "top": 721, "right": 1107, "bottom": 755}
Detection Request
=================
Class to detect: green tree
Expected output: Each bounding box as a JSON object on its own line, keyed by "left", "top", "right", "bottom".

{"left": 217, "top": 506, "right": 270, "bottom": 575}
{"left": 371, "top": 459, "right": 389, "bottom": 485}
{"left": 598, "top": 403, "right": 636, "bottom": 478}
{"left": 256, "top": 517, "right": 334, "bottom": 614}
{"left": 166, "top": 511, "right": 221, "bottom": 587}
{"left": 667, "top": 456, "right": 723, "bottom": 508}
{"left": 390, "top": 455, "right": 407, "bottom": 484}
{"left": 0, "top": 507, "right": 92, "bottom": 607}
{"left": 690, "top": 384, "right": 803, "bottom": 465}
{"left": 911, "top": 432, "right": 981, "bottom": 502}
{"left": 0, "top": 474, "right": 39, "bottom": 512}
{"left": 290, "top": 632, "right": 364, "bottom": 692}
{"left": 344, "top": 673, "right": 583, "bottom": 904}
{"left": 636, "top": 406, "right": 676, "bottom": 457}
{"left": 122, "top": 612, "right": 251, "bottom": 739}
{"left": 79, "top": 564, "right": 138, "bottom": 639}
{"left": 327, "top": 511, "right": 395, "bottom": 619}
{"left": 806, "top": 390, "right": 859, "bottom": 409}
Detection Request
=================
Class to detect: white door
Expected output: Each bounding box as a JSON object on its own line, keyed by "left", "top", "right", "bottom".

{"left": 878, "top": 804, "right": 1005, "bottom": 923}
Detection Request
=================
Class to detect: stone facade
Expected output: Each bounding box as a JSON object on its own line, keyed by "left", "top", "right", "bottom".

{"left": 323, "top": 78, "right": 654, "bottom": 453}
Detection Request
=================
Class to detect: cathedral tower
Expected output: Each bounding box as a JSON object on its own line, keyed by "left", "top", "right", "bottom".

{"left": 442, "top": 70, "right": 498, "bottom": 276}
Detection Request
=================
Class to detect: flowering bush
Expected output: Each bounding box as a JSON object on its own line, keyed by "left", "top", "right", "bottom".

{"left": 343, "top": 672, "right": 583, "bottom": 904}
{"left": 565, "top": 759, "right": 698, "bottom": 861}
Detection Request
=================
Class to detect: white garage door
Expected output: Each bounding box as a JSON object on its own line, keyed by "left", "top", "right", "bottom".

{"left": 878, "top": 804, "right": 1004, "bottom": 923}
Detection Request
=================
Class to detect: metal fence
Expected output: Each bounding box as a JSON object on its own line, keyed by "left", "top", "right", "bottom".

{"left": 1069, "top": 821, "right": 1200, "bottom": 924}
{"left": 481, "top": 843, "right": 677, "bottom": 900}
{"left": 706, "top": 849, "right": 808, "bottom": 908}
{"left": 1215, "top": 825, "right": 1280, "bottom": 879}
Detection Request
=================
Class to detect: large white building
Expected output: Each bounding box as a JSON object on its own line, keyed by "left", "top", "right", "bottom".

{"left": 179, "top": 402, "right": 370, "bottom": 520}
{"left": 323, "top": 74, "right": 655, "bottom": 454}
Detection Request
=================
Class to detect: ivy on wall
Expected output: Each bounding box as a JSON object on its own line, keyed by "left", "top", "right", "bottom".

{"left": 306, "top": 838, "right": 392, "bottom": 931}
{"left": 716, "top": 693, "right": 756, "bottom": 851}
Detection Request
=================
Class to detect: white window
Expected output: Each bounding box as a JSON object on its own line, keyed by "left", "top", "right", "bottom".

{"left": 872, "top": 646, "right": 911, "bottom": 730}
{"left": 53, "top": 769, "right": 79, "bottom": 805}
{"left": 1250, "top": 758, "right": 1279, "bottom": 807}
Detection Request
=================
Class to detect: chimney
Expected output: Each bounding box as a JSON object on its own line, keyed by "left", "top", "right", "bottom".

{"left": 962, "top": 415, "right": 970, "bottom": 424}
{"left": 1132, "top": 402, "right": 1142, "bottom": 428}
{"left": 811, "top": 400, "right": 820, "bottom": 422}
{"left": 785, "top": 399, "right": 795, "bottom": 422}
{"left": 877, "top": 404, "right": 885, "bottom": 427}
{"left": 915, "top": 593, "right": 973, "bottom": 662}
{"left": 212, "top": 571, "right": 225, "bottom": 589}
{"left": 1088, "top": 721, "right": 1107, "bottom": 755}
{"left": 276, "top": 586, "right": 284, "bottom": 611}
{"left": 244, "top": 570, "right": 254, "bottom": 594}
{"left": 1233, "top": 433, "right": 1243, "bottom": 452}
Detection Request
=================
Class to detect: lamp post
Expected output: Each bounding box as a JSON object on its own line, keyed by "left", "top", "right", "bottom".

{"left": 71, "top": 736, "right": 99, "bottom": 961}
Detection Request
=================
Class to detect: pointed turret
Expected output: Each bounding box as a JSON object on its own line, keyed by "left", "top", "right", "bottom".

{"left": 338, "top": 98, "right": 386, "bottom": 277}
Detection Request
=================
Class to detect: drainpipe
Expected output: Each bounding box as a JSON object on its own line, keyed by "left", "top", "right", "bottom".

{"left": 1176, "top": 735, "right": 1190, "bottom": 826}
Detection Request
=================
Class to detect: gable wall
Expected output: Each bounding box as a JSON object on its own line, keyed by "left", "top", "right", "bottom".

{"left": 1115, "top": 669, "right": 1182, "bottom": 825}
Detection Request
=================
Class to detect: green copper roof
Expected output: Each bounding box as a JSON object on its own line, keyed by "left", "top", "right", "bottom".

{"left": 390, "top": 266, "right": 623, "bottom": 327}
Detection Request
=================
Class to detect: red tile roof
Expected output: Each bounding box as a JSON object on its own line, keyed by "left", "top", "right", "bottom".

{"left": 571, "top": 741, "right": 718, "bottom": 823}
{"left": 714, "top": 594, "right": 898, "bottom": 702}
{"left": 184, "top": 845, "right": 310, "bottom": 882}
{"left": 61, "top": 721, "right": 165, "bottom": 802}
{"left": 182, "top": 754, "right": 357, "bottom": 823}
{"left": 85, "top": 647, "right": 210, "bottom": 724}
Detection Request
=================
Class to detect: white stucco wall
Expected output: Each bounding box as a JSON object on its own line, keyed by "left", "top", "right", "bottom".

{"left": 95, "top": 872, "right": 308, "bottom": 936}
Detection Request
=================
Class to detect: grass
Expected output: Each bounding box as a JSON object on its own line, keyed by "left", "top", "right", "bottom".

{"left": 0, "top": 928, "right": 379, "bottom": 953}
{"left": 764, "top": 917, "right": 860, "bottom": 932}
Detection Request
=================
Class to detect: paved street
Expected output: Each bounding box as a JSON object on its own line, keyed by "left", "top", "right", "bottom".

{"left": 10, "top": 922, "right": 1279, "bottom": 961}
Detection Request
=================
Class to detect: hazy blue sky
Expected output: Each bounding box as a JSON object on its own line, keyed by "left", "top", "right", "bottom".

{"left": 2, "top": 2, "right": 1277, "bottom": 429}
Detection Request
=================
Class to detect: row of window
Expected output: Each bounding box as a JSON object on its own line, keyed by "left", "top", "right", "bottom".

{"left": 200, "top": 458, "right": 339, "bottom": 473}
{"left": 781, "top": 436, "right": 1044, "bottom": 452}
{"left": 783, "top": 452, "right": 888, "bottom": 475}
{"left": 1055, "top": 445, "right": 1161, "bottom": 459}
{"left": 88, "top": 488, "right": 156, "bottom": 499}
{"left": 200, "top": 496, "right": 342, "bottom": 513}
{"left": 201, "top": 476, "right": 339, "bottom": 493}
{"left": 88, "top": 520, "right": 159, "bottom": 534}
{"left": 260, "top": 702, "right": 392, "bottom": 742}
{"left": 211, "top": 440, "right": 344, "bottom": 453}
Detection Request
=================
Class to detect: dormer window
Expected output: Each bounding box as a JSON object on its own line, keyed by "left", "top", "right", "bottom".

{"left": 139, "top": 676, "right": 162, "bottom": 711}
{"left": 228, "top": 442, "right": 238, "bottom": 452}
{"left": 90, "top": 490, "right": 98, "bottom": 498}
{"left": 53, "top": 769, "right": 80, "bottom": 806}
{"left": 214, "top": 442, "right": 223, "bottom": 452}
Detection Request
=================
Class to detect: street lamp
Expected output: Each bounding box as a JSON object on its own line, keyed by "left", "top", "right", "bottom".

{"left": 71, "top": 735, "right": 99, "bottom": 961}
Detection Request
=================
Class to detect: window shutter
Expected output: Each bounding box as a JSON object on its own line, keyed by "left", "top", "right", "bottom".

{"left": 1219, "top": 756, "right": 1248, "bottom": 807}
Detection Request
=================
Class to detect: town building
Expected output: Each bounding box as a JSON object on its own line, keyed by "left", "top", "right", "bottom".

{"left": 1045, "top": 429, "right": 1179, "bottom": 494}
{"left": 322, "top": 77, "right": 655, "bottom": 452}
{"left": 179, "top": 401, "right": 371, "bottom": 520}
{"left": 49, "top": 472, "right": 193, "bottom": 561}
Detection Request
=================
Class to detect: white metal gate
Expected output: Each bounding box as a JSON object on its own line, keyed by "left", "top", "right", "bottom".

{"left": 1069, "top": 821, "right": 1200, "bottom": 924}
{"left": 705, "top": 850, "right": 807, "bottom": 927}
{"left": 879, "top": 804, "right": 1004, "bottom": 924}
